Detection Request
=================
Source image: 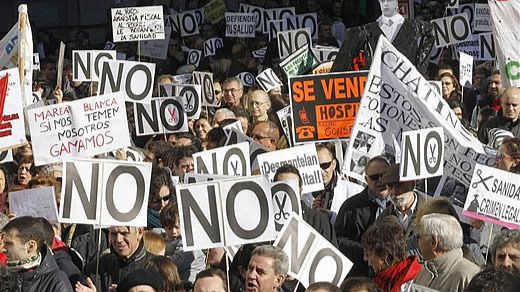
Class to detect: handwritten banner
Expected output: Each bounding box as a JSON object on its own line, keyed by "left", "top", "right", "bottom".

{"left": 111, "top": 6, "right": 165, "bottom": 42}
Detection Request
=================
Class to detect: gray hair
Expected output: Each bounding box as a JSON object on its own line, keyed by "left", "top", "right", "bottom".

{"left": 251, "top": 245, "right": 289, "bottom": 276}
{"left": 420, "top": 213, "right": 463, "bottom": 251}
{"left": 490, "top": 229, "right": 520, "bottom": 264}
{"left": 214, "top": 108, "right": 236, "bottom": 119}
{"left": 223, "top": 77, "right": 243, "bottom": 89}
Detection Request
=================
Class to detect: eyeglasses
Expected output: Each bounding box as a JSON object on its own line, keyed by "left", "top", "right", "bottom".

{"left": 367, "top": 173, "right": 384, "bottom": 181}
{"left": 223, "top": 88, "right": 242, "bottom": 94}
{"left": 253, "top": 134, "right": 273, "bottom": 141}
{"left": 320, "top": 160, "right": 334, "bottom": 170}
{"left": 250, "top": 101, "right": 268, "bottom": 108}
{"left": 153, "top": 194, "right": 172, "bottom": 205}
{"left": 496, "top": 152, "right": 512, "bottom": 161}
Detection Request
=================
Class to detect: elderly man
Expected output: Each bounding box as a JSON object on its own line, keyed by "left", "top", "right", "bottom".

{"left": 415, "top": 214, "right": 480, "bottom": 292}
{"left": 193, "top": 268, "right": 228, "bottom": 292}
{"left": 222, "top": 77, "right": 244, "bottom": 109}
{"left": 212, "top": 108, "right": 236, "bottom": 127}
{"left": 245, "top": 245, "right": 288, "bottom": 292}
{"left": 250, "top": 121, "right": 280, "bottom": 152}
{"left": 478, "top": 87, "right": 520, "bottom": 144}
{"left": 491, "top": 229, "right": 520, "bottom": 273}
{"left": 335, "top": 155, "right": 390, "bottom": 276}
{"left": 248, "top": 90, "right": 272, "bottom": 124}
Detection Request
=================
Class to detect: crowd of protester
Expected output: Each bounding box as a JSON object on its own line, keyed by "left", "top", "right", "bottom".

{"left": 1, "top": 0, "right": 520, "bottom": 291}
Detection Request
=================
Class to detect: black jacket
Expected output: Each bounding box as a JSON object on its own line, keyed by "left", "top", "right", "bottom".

{"left": 334, "top": 188, "right": 383, "bottom": 276}
{"left": 85, "top": 241, "right": 155, "bottom": 292}
{"left": 478, "top": 112, "right": 520, "bottom": 144}
{"left": 12, "top": 246, "right": 73, "bottom": 292}
{"left": 302, "top": 202, "right": 338, "bottom": 248}
{"left": 331, "top": 19, "right": 434, "bottom": 74}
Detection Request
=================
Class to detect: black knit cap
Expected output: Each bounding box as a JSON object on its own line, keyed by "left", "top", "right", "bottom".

{"left": 116, "top": 269, "right": 164, "bottom": 292}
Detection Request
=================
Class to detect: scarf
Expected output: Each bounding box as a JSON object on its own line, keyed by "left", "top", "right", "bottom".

{"left": 147, "top": 208, "right": 162, "bottom": 229}
{"left": 374, "top": 256, "right": 422, "bottom": 292}
{"left": 6, "top": 252, "right": 42, "bottom": 271}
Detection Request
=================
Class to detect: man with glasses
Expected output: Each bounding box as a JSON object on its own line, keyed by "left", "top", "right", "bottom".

{"left": 250, "top": 121, "right": 280, "bottom": 152}
{"left": 335, "top": 156, "right": 390, "bottom": 276}
{"left": 479, "top": 87, "right": 520, "bottom": 145}
{"left": 222, "top": 77, "right": 244, "bottom": 109}
{"left": 248, "top": 90, "right": 272, "bottom": 124}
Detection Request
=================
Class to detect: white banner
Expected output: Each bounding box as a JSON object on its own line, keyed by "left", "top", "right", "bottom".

{"left": 59, "top": 158, "right": 152, "bottom": 227}
{"left": 0, "top": 68, "right": 28, "bottom": 150}
{"left": 225, "top": 12, "right": 256, "bottom": 38}
{"left": 72, "top": 50, "right": 117, "bottom": 82}
{"left": 111, "top": 6, "right": 165, "bottom": 42}
{"left": 194, "top": 142, "right": 251, "bottom": 176}
{"left": 28, "top": 92, "right": 131, "bottom": 166}
{"left": 399, "top": 127, "right": 444, "bottom": 180}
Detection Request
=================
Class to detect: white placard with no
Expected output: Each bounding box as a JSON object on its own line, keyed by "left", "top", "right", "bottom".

{"left": 399, "top": 127, "right": 444, "bottom": 180}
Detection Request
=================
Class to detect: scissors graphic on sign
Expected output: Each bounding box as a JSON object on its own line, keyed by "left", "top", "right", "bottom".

{"left": 274, "top": 195, "right": 290, "bottom": 220}
{"left": 471, "top": 169, "right": 492, "bottom": 191}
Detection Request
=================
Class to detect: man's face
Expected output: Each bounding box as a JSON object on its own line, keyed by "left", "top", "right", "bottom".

{"left": 317, "top": 148, "right": 336, "bottom": 186}
{"left": 386, "top": 181, "right": 414, "bottom": 209}
{"left": 245, "top": 255, "right": 284, "bottom": 292}
{"left": 222, "top": 81, "right": 243, "bottom": 108}
{"left": 2, "top": 229, "right": 35, "bottom": 262}
{"left": 495, "top": 242, "right": 520, "bottom": 273}
{"left": 109, "top": 227, "right": 143, "bottom": 258}
{"left": 501, "top": 89, "right": 520, "bottom": 122}
{"left": 418, "top": 228, "right": 435, "bottom": 261}
{"left": 175, "top": 156, "right": 194, "bottom": 177}
{"left": 249, "top": 92, "right": 271, "bottom": 119}
{"left": 214, "top": 82, "right": 223, "bottom": 103}
{"left": 488, "top": 74, "right": 503, "bottom": 98}
{"left": 365, "top": 160, "right": 388, "bottom": 199}
{"left": 252, "top": 123, "right": 277, "bottom": 151}
{"left": 379, "top": 0, "right": 399, "bottom": 17}
{"left": 194, "top": 275, "right": 226, "bottom": 292}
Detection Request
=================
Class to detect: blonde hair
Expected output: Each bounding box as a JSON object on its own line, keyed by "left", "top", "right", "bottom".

{"left": 143, "top": 231, "right": 166, "bottom": 255}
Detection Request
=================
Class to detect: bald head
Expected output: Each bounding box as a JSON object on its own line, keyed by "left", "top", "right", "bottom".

{"left": 501, "top": 87, "right": 520, "bottom": 122}
{"left": 251, "top": 121, "right": 280, "bottom": 151}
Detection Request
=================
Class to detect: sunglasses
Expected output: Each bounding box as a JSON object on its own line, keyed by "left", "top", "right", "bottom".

{"left": 320, "top": 160, "right": 334, "bottom": 170}
{"left": 153, "top": 194, "right": 172, "bottom": 205}
{"left": 367, "top": 173, "right": 384, "bottom": 181}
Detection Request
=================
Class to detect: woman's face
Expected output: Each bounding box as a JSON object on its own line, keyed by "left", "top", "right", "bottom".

{"left": 17, "top": 163, "right": 32, "bottom": 186}
{"left": 496, "top": 145, "right": 519, "bottom": 171}
{"left": 441, "top": 76, "right": 455, "bottom": 98}
{"left": 364, "top": 249, "right": 386, "bottom": 273}
{"left": 150, "top": 185, "right": 171, "bottom": 211}
{"left": 195, "top": 118, "right": 212, "bottom": 140}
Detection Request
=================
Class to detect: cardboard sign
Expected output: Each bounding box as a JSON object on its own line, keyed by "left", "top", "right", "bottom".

{"left": 140, "top": 23, "right": 172, "bottom": 60}
{"left": 257, "top": 144, "right": 323, "bottom": 194}
{"left": 262, "top": 7, "right": 296, "bottom": 33}
{"left": 98, "top": 59, "right": 156, "bottom": 103}
{"left": 271, "top": 180, "right": 301, "bottom": 232}
{"left": 274, "top": 214, "right": 353, "bottom": 287}
{"left": 256, "top": 68, "right": 283, "bottom": 92}
{"left": 0, "top": 69, "right": 28, "bottom": 150}
{"left": 177, "top": 176, "right": 276, "bottom": 250}
{"left": 280, "top": 46, "right": 319, "bottom": 77}
{"left": 59, "top": 158, "right": 152, "bottom": 227}
{"left": 33, "top": 53, "right": 40, "bottom": 70}
{"left": 225, "top": 13, "right": 256, "bottom": 38}
{"left": 463, "top": 164, "right": 520, "bottom": 229}
{"left": 134, "top": 97, "right": 188, "bottom": 136}
{"left": 184, "top": 173, "right": 232, "bottom": 184}
{"left": 72, "top": 50, "right": 117, "bottom": 82}
{"left": 203, "top": 0, "right": 227, "bottom": 24}
{"left": 236, "top": 72, "right": 255, "bottom": 88}
{"left": 187, "top": 49, "right": 202, "bottom": 67}
{"left": 111, "top": 6, "right": 165, "bottom": 42}
{"left": 172, "top": 84, "right": 202, "bottom": 119}
{"left": 9, "top": 187, "right": 58, "bottom": 223}
{"left": 223, "top": 128, "right": 267, "bottom": 174}
{"left": 479, "top": 33, "right": 495, "bottom": 61}
{"left": 0, "top": 149, "right": 13, "bottom": 163}
{"left": 171, "top": 10, "right": 201, "bottom": 37}
{"left": 431, "top": 13, "right": 471, "bottom": 47}
{"left": 342, "top": 36, "right": 495, "bottom": 192}
{"left": 399, "top": 127, "right": 444, "bottom": 180}
{"left": 28, "top": 92, "right": 131, "bottom": 166}
{"left": 290, "top": 71, "right": 368, "bottom": 143}
{"left": 459, "top": 52, "right": 473, "bottom": 88}
{"left": 474, "top": 4, "right": 491, "bottom": 32}
{"left": 267, "top": 13, "right": 318, "bottom": 41}
{"left": 447, "top": 4, "right": 475, "bottom": 28}
{"left": 240, "top": 4, "right": 264, "bottom": 32}
{"left": 277, "top": 106, "right": 293, "bottom": 147}
{"left": 193, "top": 142, "right": 251, "bottom": 176}
{"left": 277, "top": 28, "right": 312, "bottom": 60}
{"left": 192, "top": 71, "right": 218, "bottom": 106}
{"left": 204, "top": 38, "right": 224, "bottom": 57}
{"left": 448, "top": 0, "right": 459, "bottom": 9}
{"left": 313, "top": 46, "right": 339, "bottom": 63}
{"left": 252, "top": 47, "right": 267, "bottom": 59}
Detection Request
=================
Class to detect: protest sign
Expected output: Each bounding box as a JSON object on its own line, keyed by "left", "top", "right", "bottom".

{"left": 111, "top": 6, "right": 165, "bottom": 42}
{"left": 194, "top": 142, "right": 251, "bottom": 176}
{"left": 252, "top": 47, "right": 267, "bottom": 59}
{"left": 203, "top": 0, "right": 227, "bottom": 24}
{"left": 447, "top": 3, "right": 475, "bottom": 27}
{"left": 134, "top": 97, "right": 188, "bottom": 136}
{"left": 448, "top": 0, "right": 459, "bottom": 9}
{"left": 140, "top": 22, "right": 172, "bottom": 60}
{"left": 9, "top": 187, "right": 58, "bottom": 223}
{"left": 239, "top": 4, "right": 264, "bottom": 32}
{"left": 274, "top": 214, "right": 353, "bottom": 287}
{"left": 236, "top": 72, "right": 255, "bottom": 88}
{"left": 0, "top": 69, "right": 28, "bottom": 150}
{"left": 256, "top": 68, "right": 283, "bottom": 92}
{"left": 257, "top": 144, "right": 323, "bottom": 193}
{"left": 177, "top": 176, "right": 276, "bottom": 250}
{"left": 204, "top": 38, "right": 224, "bottom": 57}
{"left": 184, "top": 173, "right": 232, "bottom": 184}
{"left": 454, "top": 33, "right": 495, "bottom": 61}
{"left": 59, "top": 158, "right": 152, "bottom": 227}
{"left": 223, "top": 128, "right": 267, "bottom": 174}
{"left": 98, "top": 59, "right": 155, "bottom": 103}
{"left": 277, "top": 106, "right": 293, "bottom": 147}
{"left": 262, "top": 7, "right": 295, "bottom": 33}
{"left": 173, "top": 73, "right": 193, "bottom": 84}
{"left": 193, "top": 71, "right": 218, "bottom": 106}
{"left": 431, "top": 13, "right": 471, "bottom": 48}
{"left": 342, "top": 36, "right": 495, "bottom": 193}
{"left": 28, "top": 92, "right": 131, "bottom": 166}
{"left": 314, "top": 46, "right": 339, "bottom": 63}
{"left": 72, "top": 50, "right": 117, "bottom": 82}
{"left": 267, "top": 13, "right": 318, "bottom": 41}
{"left": 223, "top": 120, "right": 243, "bottom": 136}
{"left": 171, "top": 10, "right": 200, "bottom": 37}
{"left": 172, "top": 84, "right": 202, "bottom": 119}
{"left": 280, "top": 46, "right": 319, "bottom": 77}
{"left": 33, "top": 53, "right": 40, "bottom": 70}
{"left": 474, "top": 4, "right": 491, "bottom": 32}
{"left": 489, "top": 1, "right": 520, "bottom": 87}
{"left": 225, "top": 13, "right": 256, "bottom": 38}
{"left": 290, "top": 71, "right": 368, "bottom": 143}
{"left": 479, "top": 33, "right": 495, "bottom": 61}
{"left": 463, "top": 164, "right": 520, "bottom": 229}
{"left": 459, "top": 52, "right": 473, "bottom": 88}
{"left": 56, "top": 42, "right": 65, "bottom": 90}
{"left": 312, "top": 62, "right": 334, "bottom": 75}
{"left": 0, "top": 149, "right": 12, "bottom": 163}
{"left": 277, "top": 28, "right": 312, "bottom": 60}
{"left": 187, "top": 49, "right": 202, "bottom": 67}
{"left": 399, "top": 127, "right": 444, "bottom": 180}
{"left": 271, "top": 180, "right": 301, "bottom": 232}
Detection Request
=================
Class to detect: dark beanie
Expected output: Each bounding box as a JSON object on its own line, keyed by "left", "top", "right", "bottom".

{"left": 116, "top": 269, "right": 164, "bottom": 292}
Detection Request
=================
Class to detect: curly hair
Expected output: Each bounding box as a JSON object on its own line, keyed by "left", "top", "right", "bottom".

{"left": 500, "top": 137, "right": 520, "bottom": 173}
{"left": 362, "top": 216, "right": 406, "bottom": 267}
